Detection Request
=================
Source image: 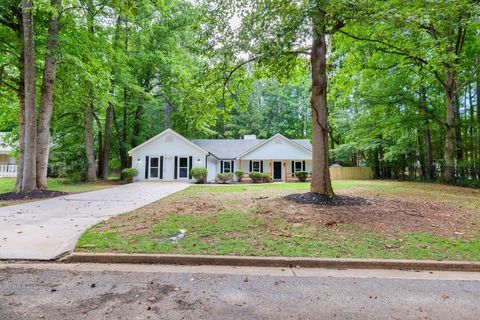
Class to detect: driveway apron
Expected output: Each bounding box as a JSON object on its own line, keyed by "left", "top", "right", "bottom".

{"left": 0, "top": 182, "right": 189, "bottom": 260}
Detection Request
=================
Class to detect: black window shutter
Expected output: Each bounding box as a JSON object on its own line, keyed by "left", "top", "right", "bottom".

{"left": 145, "top": 156, "right": 149, "bottom": 179}
{"left": 249, "top": 161, "right": 252, "bottom": 172}
{"left": 291, "top": 161, "right": 294, "bottom": 177}
{"left": 302, "top": 161, "right": 306, "bottom": 171}
{"left": 159, "top": 156, "right": 164, "bottom": 179}
{"left": 205, "top": 155, "right": 208, "bottom": 168}
{"left": 189, "top": 156, "right": 193, "bottom": 179}
{"left": 220, "top": 161, "right": 224, "bottom": 173}
{"left": 174, "top": 156, "right": 178, "bottom": 179}
{"left": 260, "top": 161, "right": 263, "bottom": 173}
{"left": 231, "top": 161, "right": 234, "bottom": 172}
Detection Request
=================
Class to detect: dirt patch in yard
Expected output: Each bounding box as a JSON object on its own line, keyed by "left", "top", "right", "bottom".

{"left": 260, "top": 190, "right": 477, "bottom": 238}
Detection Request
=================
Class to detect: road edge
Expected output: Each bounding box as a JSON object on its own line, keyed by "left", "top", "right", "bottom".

{"left": 61, "top": 253, "right": 480, "bottom": 272}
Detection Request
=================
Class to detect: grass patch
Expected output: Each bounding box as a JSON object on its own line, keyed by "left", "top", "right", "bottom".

{"left": 76, "top": 180, "right": 480, "bottom": 260}
{"left": 0, "top": 177, "right": 117, "bottom": 194}
{"left": 78, "top": 210, "right": 480, "bottom": 260}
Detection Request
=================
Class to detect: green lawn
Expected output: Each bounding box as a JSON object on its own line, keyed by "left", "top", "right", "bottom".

{"left": 77, "top": 180, "right": 480, "bottom": 261}
{"left": 0, "top": 178, "right": 117, "bottom": 194}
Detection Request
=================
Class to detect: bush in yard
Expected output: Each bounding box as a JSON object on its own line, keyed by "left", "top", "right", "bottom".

{"left": 456, "top": 178, "right": 480, "bottom": 188}
{"left": 190, "top": 168, "right": 208, "bottom": 184}
{"left": 66, "top": 171, "right": 83, "bottom": 183}
{"left": 249, "top": 172, "right": 263, "bottom": 183}
{"left": 217, "top": 173, "right": 233, "bottom": 184}
{"left": 234, "top": 170, "right": 244, "bottom": 182}
{"left": 122, "top": 168, "right": 138, "bottom": 183}
{"left": 262, "top": 173, "right": 272, "bottom": 183}
{"left": 295, "top": 171, "right": 308, "bottom": 182}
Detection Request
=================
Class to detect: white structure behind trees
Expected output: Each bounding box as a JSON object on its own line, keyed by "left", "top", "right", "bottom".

{"left": 128, "top": 129, "right": 313, "bottom": 182}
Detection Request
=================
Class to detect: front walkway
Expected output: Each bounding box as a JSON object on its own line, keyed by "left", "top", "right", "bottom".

{"left": 0, "top": 182, "right": 189, "bottom": 260}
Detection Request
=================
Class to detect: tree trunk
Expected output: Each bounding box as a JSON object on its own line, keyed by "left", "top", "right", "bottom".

{"left": 36, "top": 0, "right": 60, "bottom": 189}
{"left": 477, "top": 57, "right": 480, "bottom": 128}
{"left": 418, "top": 86, "right": 435, "bottom": 181}
{"left": 454, "top": 94, "right": 463, "bottom": 179}
{"left": 467, "top": 84, "right": 475, "bottom": 179}
{"left": 443, "top": 69, "right": 456, "bottom": 184}
{"left": 83, "top": 0, "right": 96, "bottom": 182}
{"left": 118, "top": 20, "right": 129, "bottom": 174}
{"left": 94, "top": 112, "right": 103, "bottom": 178}
{"left": 476, "top": 56, "right": 480, "bottom": 179}
{"left": 20, "top": 0, "right": 36, "bottom": 192}
{"left": 112, "top": 104, "right": 127, "bottom": 179}
{"left": 132, "top": 100, "right": 143, "bottom": 147}
{"left": 417, "top": 129, "right": 426, "bottom": 179}
{"left": 424, "top": 123, "right": 435, "bottom": 181}
{"left": 118, "top": 87, "right": 129, "bottom": 173}
{"left": 15, "top": 8, "right": 25, "bottom": 193}
{"left": 310, "top": 33, "right": 333, "bottom": 196}
{"left": 101, "top": 102, "right": 113, "bottom": 179}
{"left": 84, "top": 99, "right": 97, "bottom": 182}
{"left": 164, "top": 101, "right": 172, "bottom": 128}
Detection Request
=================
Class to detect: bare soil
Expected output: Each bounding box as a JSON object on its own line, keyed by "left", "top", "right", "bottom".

{"left": 264, "top": 192, "right": 477, "bottom": 238}
{"left": 96, "top": 186, "right": 480, "bottom": 239}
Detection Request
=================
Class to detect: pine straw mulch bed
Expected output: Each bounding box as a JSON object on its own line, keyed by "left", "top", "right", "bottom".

{"left": 93, "top": 187, "right": 480, "bottom": 240}
{"left": 0, "top": 189, "right": 68, "bottom": 201}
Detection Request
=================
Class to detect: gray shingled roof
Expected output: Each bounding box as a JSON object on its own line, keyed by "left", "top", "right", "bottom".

{"left": 191, "top": 138, "right": 312, "bottom": 159}
{"left": 292, "top": 139, "right": 312, "bottom": 152}
{"left": 191, "top": 139, "right": 264, "bottom": 159}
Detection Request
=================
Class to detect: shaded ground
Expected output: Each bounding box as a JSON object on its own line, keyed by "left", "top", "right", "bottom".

{"left": 1, "top": 264, "right": 480, "bottom": 320}
{"left": 78, "top": 181, "right": 480, "bottom": 260}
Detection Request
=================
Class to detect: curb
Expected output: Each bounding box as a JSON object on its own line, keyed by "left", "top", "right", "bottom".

{"left": 61, "top": 253, "right": 480, "bottom": 272}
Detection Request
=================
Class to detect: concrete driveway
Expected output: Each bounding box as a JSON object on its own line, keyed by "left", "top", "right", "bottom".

{"left": 0, "top": 182, "right": 189, "bottom": 260}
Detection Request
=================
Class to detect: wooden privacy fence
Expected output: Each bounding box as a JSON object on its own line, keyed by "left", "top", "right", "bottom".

{"left": 329, "top": 166, "right": 373, "bottom": 180}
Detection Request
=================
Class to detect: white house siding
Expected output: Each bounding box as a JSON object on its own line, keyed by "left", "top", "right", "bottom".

{"left": 240, "top": 135, "right": 311, "bottom": 160}
{"left": 207, "top": 156, "right": 217, "bottom": 181}
{"left": 130, "top": 130, "right": 208, "bottom": 181}
{"left": 130, "top": 130, "right": 313, "bottom": 183}
{"left": 236, "top": 159, "right": 312, "bottom": 180}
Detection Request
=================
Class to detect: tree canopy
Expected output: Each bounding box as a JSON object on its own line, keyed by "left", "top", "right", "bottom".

{"left": 0, "top": 0, "right": 479, "bottom": 192}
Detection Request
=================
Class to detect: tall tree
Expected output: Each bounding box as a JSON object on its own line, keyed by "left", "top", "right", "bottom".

{"left": 83, "top": 0, "right": 97, "bottom": 182}
{"left": 20, "top": 0, "right": 36, "bottom": 192}
{"left": 36, "top": 0, "right": 61, "bottom": 189}
{"left": 202, "top": 0, "right": 372, "bottom": 195}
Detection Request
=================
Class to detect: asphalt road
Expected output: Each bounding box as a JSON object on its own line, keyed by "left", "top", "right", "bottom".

{"left": 1, "top": 263, "right": 480, "bottom": 319}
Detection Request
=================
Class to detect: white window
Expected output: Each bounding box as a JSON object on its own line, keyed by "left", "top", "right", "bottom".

{"left": 223, "top": 161, "right": 231, "bottom": 173}
{"left": 179, "top": 157, "right": 189, "bottom": 178}
{"left": 150, "top": 157, "right": 159, "bottom": 178}
{"left": 294, "top": 161, "right": 303, "bottom": 172}
{"left": 252, "top": 161, "right": 261, "bottom": 172}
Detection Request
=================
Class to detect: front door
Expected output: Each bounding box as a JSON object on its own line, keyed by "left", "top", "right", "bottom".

{"left": 164, "top": 157, "right": 174, "bottom": 180}
{"left": 273, "top": 161, "right": 282, "bottom": 180}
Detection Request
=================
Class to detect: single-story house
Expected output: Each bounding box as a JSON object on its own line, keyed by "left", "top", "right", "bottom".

{"left": 128, "top": 129, "right": 312, "bottom": 182}
{"left": 0, "top": 132, "right": 17, "bottom": 177}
